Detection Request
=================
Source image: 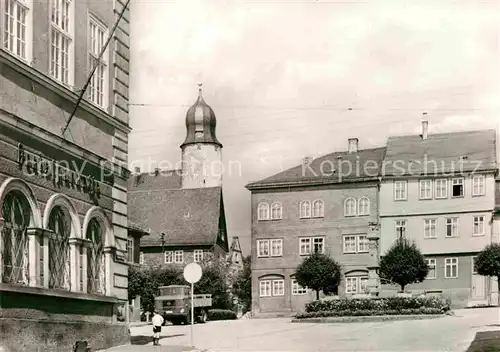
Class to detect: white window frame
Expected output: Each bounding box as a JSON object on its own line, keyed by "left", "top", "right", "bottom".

{"left": 257, "top": 202, "right": 269, "bottom": 221}
{"left": 344, "top": 197, "right": 357, "bottom": 217}
{"left": 299, "top": 237, "right": 325, "bottom": 255}
{"left": 270, "top": 202, "right": 282, "bottom": 220}
{"left": 472, "top": 175, "right": 485, "bottom": 196}
{"left": 395, "top": 220, "right": 407, "bottom": 239}
{"left": 445, "top": 218, "right": 459, "bottom": 238}
{"left": 87, "top": 13, "right": 109, "bottom": 109}
{"left": 444, "top": 257, "right": 458, "bottom": 278}
{"left": 451, "top": 177, "right": 464, "bottom": 198}
{"left": 299, "top": 200, "right": 311, "bottom": 219}
{"left": 259, "top": 280, "right": 271, "bottom": 297}
{"left": 2, "top": 0, "right": 33, "bottom": 63}
{"left": 345, "top": 276, "right": 369, "bottom": 294}
{"left": 194, "top": 249, "right": 203, "bottom": 262}
{"left": 425, "top": 258, "right": 436, "bottom": 279}
{"left": 270, "top": 239, "right": 283, "bottom": 257}
{"left": 49, "top": 0, "right": 75, "bottom": 86}
{"left": 343, "top": 235, "right": 357, "bottom": 253}
{"left": 272, "top": 279, "right": 284, "bottom": 296}
{"left": 357, "top": 235, "right": 369, "bottom": 253}
{"left": 164, "top": 251, "right": 173, "bottom": 264}
{"left": 419, "top": 179, "right": 433, "bottom": 200}
{"left": 473, "top": 216, "right": 485, "bottom": 236}
{"left": 435, "top": 179, "right": 448, "bottom": 199}
{"left": 424, "top": 219, "right": 437, "bottom": 239}
{"left": 291, "top": 279, "right": 308, "bottom": 295}
{"left": 394, "top": 181, "right": 407, "bottom": 201}
{"left": 139, "top": 252, "right": 144, "bottom": 265}
{"left": 358, "top": 197, "right": 370, "bottom": 216}
{"left": 257, "top": 240, "right": 270, "bottom": 257}
{"left": 126, "top": 238, "right": 134, "bottom": 262}
{"left": 174, "top": 250, "right": 183, "bottom": 263}
{"left": 312, "top": 200, "right": 324, "bottom": 218}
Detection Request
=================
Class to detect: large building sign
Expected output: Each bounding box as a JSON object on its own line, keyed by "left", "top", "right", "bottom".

{"left": 17, "top": 143, "right": 101, "bottom": 199}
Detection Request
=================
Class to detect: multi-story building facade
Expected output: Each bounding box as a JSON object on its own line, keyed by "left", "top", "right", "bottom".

{"left": 246, "top": 139, "right": 385, "bottom": 315}
{"left": 128, "top": 87, "right": 229, "bottom": 270}
{"left": 379, "top": 122, "right": 498, "bottom": 307}
{"left": 0, "top": 0, "right": 132, "bottom": 350}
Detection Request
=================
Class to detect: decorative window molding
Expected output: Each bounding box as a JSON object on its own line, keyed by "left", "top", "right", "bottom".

{"left": 270, "top": 202, "right": 282, "bottom": 220}
{"left": 358, "top": 197, "right": 370, "bottom": 216}
{"left": 344, "top": 197, "right": 356, "bottom": 217}
{"left": 299, "top": 200, "right": 311, "bottom": 219}
{"left": 257, "top": 202, "right": 269, "bottom": 221}
{"left": 312, "top": 200, "right": 324, "bottom": 218}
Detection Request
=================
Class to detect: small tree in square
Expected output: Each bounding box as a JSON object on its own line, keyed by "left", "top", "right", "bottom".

{"left": 378, "top": 237, "right": 428, "bottom": 292}
{"left": 474, "top": 243, "right": 500, "bottom": 306}
{"left": 295, "top": 252, "right": 342, "bottom": 300}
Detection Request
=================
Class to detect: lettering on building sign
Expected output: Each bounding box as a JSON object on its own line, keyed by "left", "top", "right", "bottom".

{"left": 17, "top": 143, "right": 101, "bottom": 199}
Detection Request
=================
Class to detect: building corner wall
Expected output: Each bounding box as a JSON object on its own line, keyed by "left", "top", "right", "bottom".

{"left": 111, "top": 0, "right": 131, "bottom": 321}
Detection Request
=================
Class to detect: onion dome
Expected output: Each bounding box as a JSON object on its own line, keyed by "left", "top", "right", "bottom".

{"left": 180, "top": 83, "right": 223, "bottom": 148}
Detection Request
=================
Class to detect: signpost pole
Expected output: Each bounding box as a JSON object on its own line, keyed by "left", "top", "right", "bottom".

{"left": 191, "top": 282, "right": 194, "bottom": 346}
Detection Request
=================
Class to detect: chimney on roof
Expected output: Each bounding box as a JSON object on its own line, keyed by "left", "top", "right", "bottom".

{"left": 348, "top": 138, "right": 358, "bottom": 153}
{"left": 421, "top": 115, "right": 428, "bottom": 140}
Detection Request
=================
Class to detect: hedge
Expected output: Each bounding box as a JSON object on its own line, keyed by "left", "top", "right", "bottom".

{"left": 296, "top": 307, "right": 444, "bottom": 319}
{"left": 296, "top": 296, "right": 450, "bottom": 319}
{"left": 207, "top": 309, "right": 238, "bottom": 321}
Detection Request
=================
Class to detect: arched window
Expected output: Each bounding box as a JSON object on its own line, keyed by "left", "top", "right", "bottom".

{"left": 47, "top": 206, "right": 71, "bottom": 290}
{"left": 257, "top": 202, "right": 269, "bottom": 221}
{"left": 299, "top": 200, "right": 311, "bottom": 218}
{"left": 312, "top": 200, "right": 324, "bottom": 218}
{"left": 271, "top": 202, "right": 282, "bottom": 220}
{"left": 1, "top": 191, "right": 31, "bottom": 285}
{"left": 86, "top": 218, "right": 106, "bottom": 295}
{"left": 358, "top": 197, "right": 370, "bottom": 216}
{"left": 344, "top": 197, "right": 356, "bottom": 217}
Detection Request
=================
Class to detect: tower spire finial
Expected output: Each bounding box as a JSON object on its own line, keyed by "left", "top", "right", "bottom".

{"left": 197, "top": 82, "right": 203, "bottom": 98}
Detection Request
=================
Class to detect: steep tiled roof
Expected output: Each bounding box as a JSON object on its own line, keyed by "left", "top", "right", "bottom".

{"left": 128, "top": 169, "right": 182, "bottom": 191}
{"left": 383, "top": 129, "right": 497, "bottom": 176}
{"left": 246, "top": 147, "right": 386, "bottom": 189}
{"left": 128, "top": 186, "right": 222, "bottom": 247}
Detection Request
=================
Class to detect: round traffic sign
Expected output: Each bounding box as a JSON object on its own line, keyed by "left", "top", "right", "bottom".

{"left": 183, "top": 262, "right": 202, "bottom": 283}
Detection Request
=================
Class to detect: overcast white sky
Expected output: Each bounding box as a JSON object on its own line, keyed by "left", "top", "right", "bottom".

{"left": 129, "top": 0, "right": 500, "bottom": 254}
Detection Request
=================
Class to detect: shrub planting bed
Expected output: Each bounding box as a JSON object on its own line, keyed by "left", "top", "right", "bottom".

{"left": 207, "top": 309, "right": 238, "bottom": 321}
{"left": 295, "top": 296, "right": 450, "bottom": 320}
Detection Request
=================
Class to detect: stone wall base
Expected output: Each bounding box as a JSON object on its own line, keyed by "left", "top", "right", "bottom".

{"left": 0, "top": 318, "right": 130, "bottom": 352}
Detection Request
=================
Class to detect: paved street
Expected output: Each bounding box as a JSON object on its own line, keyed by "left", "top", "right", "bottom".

{"left": 103, "top": 308, "right": 500, "bottom": 352}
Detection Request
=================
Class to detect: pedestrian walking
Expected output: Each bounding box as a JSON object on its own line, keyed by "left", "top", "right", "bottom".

{"left": 151, "top": 310, "right": 164, "bottom": 346}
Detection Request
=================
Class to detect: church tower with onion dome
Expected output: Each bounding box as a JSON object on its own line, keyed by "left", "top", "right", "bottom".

{"left": 180, "top": 83, "right": 223, "bottom": 189}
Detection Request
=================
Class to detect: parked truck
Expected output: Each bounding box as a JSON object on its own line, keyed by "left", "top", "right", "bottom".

{"left": 154, "top": 285, "right": 212, "bottom": 325}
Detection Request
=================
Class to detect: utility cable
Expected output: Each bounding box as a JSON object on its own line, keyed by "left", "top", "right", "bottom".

{"left": 61, "top": 0, "right": 131, "bottom": 136}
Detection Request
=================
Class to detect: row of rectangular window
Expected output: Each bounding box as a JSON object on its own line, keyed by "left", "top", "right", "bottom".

{"left": 425, "top": 257, "right": 461, "bottom": 279}
{"left": 2, "top": 0, "right": 109, "bottom": 108}
{"left": 395, "top": 216, "right": 486, "bottom": 239}
{"left": 138, "top": 250, "right": 204, "bottom": 265}
{"left": 394, "top": 175, "right": 485, "bottom": 201}
{"left": 259, "top": 279, "right": 308, "bottom": 297}
{"left": 257, "top": 235, "right": 370, "bottom": 258}
{"left": 257, "top": 197, "right": 371, "bottom": 221}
